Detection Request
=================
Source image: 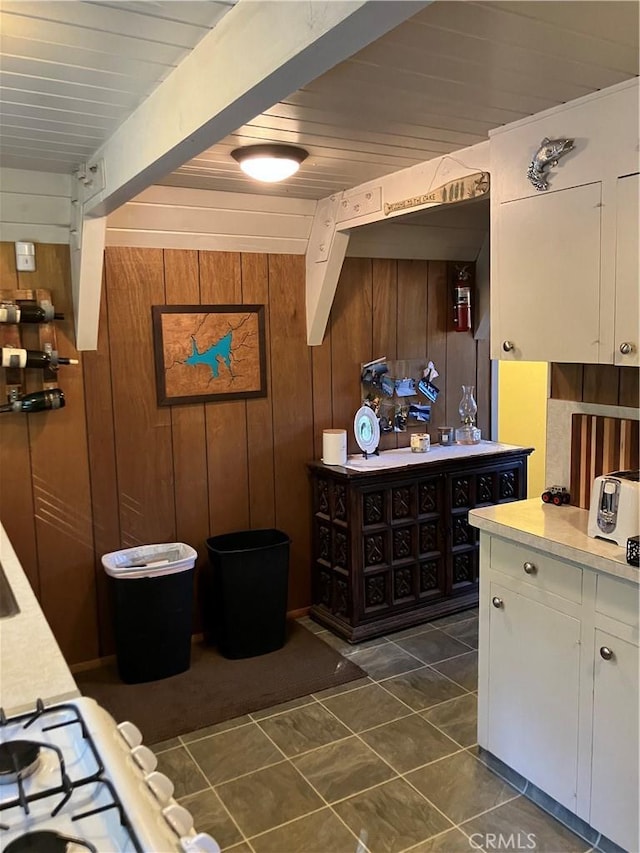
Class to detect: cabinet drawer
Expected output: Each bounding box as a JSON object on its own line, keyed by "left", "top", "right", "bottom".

{"left": 490, "top": 538, "right": 583, "bottom": 603}
{"left": 596, "top": 574, "right": 639, "bottom": 629}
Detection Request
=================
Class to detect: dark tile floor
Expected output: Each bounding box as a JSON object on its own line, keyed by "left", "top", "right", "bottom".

{"left": 152, "top": 611, "right": 601, "bottom": 853}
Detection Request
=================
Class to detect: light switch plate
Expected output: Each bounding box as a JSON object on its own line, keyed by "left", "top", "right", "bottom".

{"left": 15, "top": 241, "right": 36, "bottom": 271}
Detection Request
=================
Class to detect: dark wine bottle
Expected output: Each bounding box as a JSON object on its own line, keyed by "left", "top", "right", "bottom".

{"left": 0, "top": 301, "right": 64, "bottom": 324}
{"left": 0, "top": 389, "right": 65, "bottom": 413}
{"left": 1, "top": 347, "right": 79, "bottom": 370}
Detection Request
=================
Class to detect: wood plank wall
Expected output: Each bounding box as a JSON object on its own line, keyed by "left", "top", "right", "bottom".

{"left": 551, "top": 363, "right": 639, "bottom": 408}
{"left": 0, "top": 245, "right": 489, "bottom": 664}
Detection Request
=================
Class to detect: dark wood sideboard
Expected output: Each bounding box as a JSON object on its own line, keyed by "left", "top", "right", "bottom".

{"left": 308, "top": 444, "right": 533, "bottom": 642}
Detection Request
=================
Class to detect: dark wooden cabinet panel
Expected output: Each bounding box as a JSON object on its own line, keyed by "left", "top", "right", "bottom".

{"left": 308, "top": 447, "right": 532, "bottom": 642}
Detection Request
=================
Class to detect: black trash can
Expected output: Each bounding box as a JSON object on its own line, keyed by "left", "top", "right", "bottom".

{"left": 102, "top": 543, "right": 197, "bottom": 684}
{"left": 205, "top": 529, "right": 290, "bottom": 659}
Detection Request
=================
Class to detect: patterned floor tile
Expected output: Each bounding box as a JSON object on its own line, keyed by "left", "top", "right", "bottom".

{"left": 407, "top": 750, "right": 518, "bottom": 823}
{"left": 382, "top": 666, "right": 466, "bottom": 710}
{"left": 406, "top": 827, "right": 486, "bottom": 853}
{"left": 257, "top": 702, "right": 351, "bottom": 757}
{"left": 320, "top": 682, "right": 411, "bottom": 732}
{"left": 439, "top": 617, "right": 479, "bottom": 649}
{"left": 333, "top": 777, "right": 453, "bottom": 853}
{"left": 179, "top": 789, "right": 243, "bottom": 849}
{"left": 187, "top": 722, "right": 283, "bottom": 785}
{"left": 293, "top": 736, "right": 396, "bottom": 802}
{"left": 250, "top": 807, "right": 358, "bottom": 853}
{"left": 393, "top": 630, "right": 472, "bottom": 665}
{"left": 431, "top": 650, "right": 478, "bottom": 691}
{"left": 348, "top": 642, "right": 425, "bottom": 680}
{"left": 462, "top": 796, "right": 591, "bottom": 853}
{"left": 155, "top": 745, "right": 209, "bottom": 798}
{"left": 421, "top": 693, "right": 478, "bottom": 747}
{"left": 216, "top": 761, "right": 323, "bottom": 838}
{"left": 359, "top": 714, "right": 459, "bottom": 774}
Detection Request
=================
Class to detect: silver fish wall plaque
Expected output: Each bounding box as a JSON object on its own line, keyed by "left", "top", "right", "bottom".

{"left": 526, "top": 137, "right": 574, "bottom": 191}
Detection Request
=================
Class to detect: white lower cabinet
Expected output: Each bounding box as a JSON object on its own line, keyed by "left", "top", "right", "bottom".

{"left": 479, "top": 534, "right": 639, "bottom": 851}
{"left": 590, "top": 629, "right": 640, "bottom": 852}
{"left": 486, "top": 582, "right": 580, "bottom": 810}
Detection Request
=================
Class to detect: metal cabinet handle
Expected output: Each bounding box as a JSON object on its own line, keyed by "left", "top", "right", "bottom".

{"left": 600, "top": 646, "right": 614, "bottom": 661}
{"left": 523, "top": 561, "right": 537, "bottom": 575}
{"left": 619, "top": 342, "right": 633, "bottom": 355}
{"left": 502, "top": 340, "right": 514, "bottom": 352}
{"left": 492, "top": 596, "right": 503, "bottom": 608}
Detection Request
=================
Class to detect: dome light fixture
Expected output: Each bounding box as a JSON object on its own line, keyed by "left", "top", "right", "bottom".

{"left": 231, "top": 144, "right": 308, "bottom": 183}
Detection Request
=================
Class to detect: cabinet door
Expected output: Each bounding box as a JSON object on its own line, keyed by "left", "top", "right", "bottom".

{"left": 614, "top": 173, "right": 639, "bottom": 366}
{"left": 590, "top": 630, "right": 639, "bottom": 852}
{"left": 486, "top": 582, "right": 581, "bottom": 811}
{"left": 493, "top": 183, "right": 602, "bottom": 363}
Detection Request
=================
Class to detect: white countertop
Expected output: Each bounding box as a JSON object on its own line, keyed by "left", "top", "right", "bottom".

{"left": 469, "top": 498, "right": 639, "bottom": 585}
{"left": 0, "top": 522, "right": 79, "bottom": 715}
{"left": 338, "top": 440, "right": 529, "bottom": 472}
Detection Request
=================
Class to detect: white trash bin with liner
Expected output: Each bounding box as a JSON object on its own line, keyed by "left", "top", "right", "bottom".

{"left": 102, "top": 543, "right": 197, "bottom": 684}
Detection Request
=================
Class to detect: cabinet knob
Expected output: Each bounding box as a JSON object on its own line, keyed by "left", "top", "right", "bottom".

{"left": 619, "top": 342, "right": 634, "bottom": 355}
{"left": 523, "top": 561, "right": 537, "bottom": 575}
{"left": 502, "top": 340, "right": 514, "bottom": 353}
{"left": 492, "top": 596, "right": 503, "bottom": 608}
{"left": 599, "top": 646, "right": 614, "bottom": 661}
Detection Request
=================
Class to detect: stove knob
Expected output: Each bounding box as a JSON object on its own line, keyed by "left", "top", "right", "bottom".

{"left": 117, "top": 720, "right": 143, "bottom": 748}
{"left": 131, "top": 744, "right": 158, "bottom": 773}
{"left": 181, "top": 833, "right": 222, "bottom": 853}
{"left": 163, "top": 803, "right": 194, "bottom": 836}
{"left": 145, "top": 770, "right": 174, "bottom": 804}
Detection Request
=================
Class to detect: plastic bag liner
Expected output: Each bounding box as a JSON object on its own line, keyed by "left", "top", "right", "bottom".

{"left": 101, "top": 542, "right": 197, "bottom": 578}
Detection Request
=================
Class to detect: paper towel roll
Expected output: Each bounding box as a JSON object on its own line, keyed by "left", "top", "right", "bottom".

{"left": 323, "top": 429, "right": 347, "bottom": 465}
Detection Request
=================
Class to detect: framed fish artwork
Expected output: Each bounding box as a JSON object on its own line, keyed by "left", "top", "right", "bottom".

{"left": 152, "top": 304, "right": 267, "bottom": 405}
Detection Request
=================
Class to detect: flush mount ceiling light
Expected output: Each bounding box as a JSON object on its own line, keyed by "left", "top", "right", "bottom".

{"left": 231, "top": 144, "right": 308, "bottom": 183}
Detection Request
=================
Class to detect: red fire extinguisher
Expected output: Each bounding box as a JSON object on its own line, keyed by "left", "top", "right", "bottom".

{"left": 453, "top": 265, "right": 472, "bottom": 333}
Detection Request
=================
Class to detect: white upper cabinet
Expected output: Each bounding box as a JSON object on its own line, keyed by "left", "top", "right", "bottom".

{"left": 614, "top": 173, "right": 639, "bottom": 367}
{"left": 490, "top": 79, "right": 639, "bottom": 364}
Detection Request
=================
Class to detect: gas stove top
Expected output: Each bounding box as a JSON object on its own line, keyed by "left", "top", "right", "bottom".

{"left": 0, "top": 698, "right": 219, "bottom": 853}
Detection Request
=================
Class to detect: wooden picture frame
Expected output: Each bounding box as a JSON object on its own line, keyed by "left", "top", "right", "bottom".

{"left": 152, "top": 304, "right": 267, "bottom": 406}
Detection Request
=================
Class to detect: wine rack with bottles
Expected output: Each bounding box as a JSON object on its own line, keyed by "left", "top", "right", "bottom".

{"left": 0, "top": 287, "right": 73, "bottom": 413}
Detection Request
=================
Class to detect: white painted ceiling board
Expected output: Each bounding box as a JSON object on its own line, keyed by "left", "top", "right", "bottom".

{"left": 0, "top": 0, "right": 238, "bottom": 171}
{"left": 0, "top": 0, "right": 637, "bottom": 200}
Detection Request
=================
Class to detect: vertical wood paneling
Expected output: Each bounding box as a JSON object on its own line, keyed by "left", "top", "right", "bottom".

{"left": 242, "top": 253, "right": 276, "bottom": 529}
{"left": 1, "top": 242, "right": 494, "bottom": 663}
{"left": 373, "top": 259, "right": 398, "bottom": 451}
{"left": 551, "top": 363, "right": 638, "bottom": 408}
{"left": 550, "top": 364, "right": 584, "bottom": 401}
{"left": 82, "top": 277, "right": 119, "bottom": 655}
{"left": 618, "top": 367, "right": 639, "bottom": 409}
{"left": 164, "top": 249, "right": 209, "bottom": 633}
{"left": 426, "top": 261, "right": 449, "bottom": 432}
{"left": 0, "top": 245, "right": 39, "bottom": 594}
{"left": 397, "top": 260, "right": 428, "bottom": 358}
{"left": 106, "top": 247, "right": 176, "bottom": 546}
{"left": 397, "top": 260, "right": 428, "bottom": 448}
{"left": 311, "top": 332, "right": 333, "bottom": 460}
{"left": 23, "top": 245, "right": 97, "bottom": 662}
{"left": 164, "top": 250, "right": 209, "bottom": 546}
{"left": 200, "top": 251, "right": 249, "bottom": 536}
{"left": 268, "top": 254, "right": 314, "bottom": 608}
{"left": 583, "top": 364, "right": 620, "bottom": 405}
{"left": 331, "top": 258, "right": 373, "bottom": 455}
